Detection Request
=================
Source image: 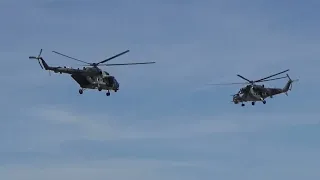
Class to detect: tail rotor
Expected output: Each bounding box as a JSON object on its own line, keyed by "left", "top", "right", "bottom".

{"left": 286, "top": 74, "right": 299, "bottom": 91}
{"left": 29, "top": 49, "right": 44, "bottom": 69}
{"left": 285, "top": 74, "right": 299, "bottom": 96}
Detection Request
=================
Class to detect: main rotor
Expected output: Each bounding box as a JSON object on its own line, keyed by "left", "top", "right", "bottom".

{"left": 236, "top": 69, "right": 290, "bottom": 85}
{"left": 51, "top": 49, "right": 155, "bottom": 68}
{"left": 208, "top": 69, "right": 290, "bottom": 86}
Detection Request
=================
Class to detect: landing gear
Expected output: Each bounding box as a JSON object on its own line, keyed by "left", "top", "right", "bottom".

{"left": 252, "top": 102, "right": 255, "bottom": 105}
{"left": 106, "top": 90, "right": 110, "bottom": 96}
{"left": 262, "top": 100, "right": 266, "bottom": 104}
{"left": 79, "top": 89, "right": 83, "bottom": 94}
{"left": 241, "top": 103, "right": 245, "bottom": 107}
{"left": 98, "top": 87, "right": 102, "bottom": 91}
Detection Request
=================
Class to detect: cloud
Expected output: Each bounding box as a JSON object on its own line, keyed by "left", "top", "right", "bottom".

{"left": 0, "top": 158, "right": 198, "bottom": 180}
{"left": 2, "top": 103, "right": 320, "bottom": 180}
{"left": 24, "top": 104, "right": 320, "bottom": 142}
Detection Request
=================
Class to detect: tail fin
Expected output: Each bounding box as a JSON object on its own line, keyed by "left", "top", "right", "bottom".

{"left": 283, "top": 74, "right": 299, "bottom": 96}
{"left": 29, "top": 49, "right": 49, "bottom": 70}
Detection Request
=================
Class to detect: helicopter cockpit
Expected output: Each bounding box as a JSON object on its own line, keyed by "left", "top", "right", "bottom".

{"left": 239, "top": 86, "right": 248, "bottom": 94}
{"left": 103, "top": 75, "right": 119, "bottom": 88}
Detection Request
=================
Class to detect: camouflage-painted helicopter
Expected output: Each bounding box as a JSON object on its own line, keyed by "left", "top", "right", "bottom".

{"left": 209, "top": 69, "right": 298, "bottom": 106}
{"left": 29, "top": 49, "right": 155, "bottom": 96}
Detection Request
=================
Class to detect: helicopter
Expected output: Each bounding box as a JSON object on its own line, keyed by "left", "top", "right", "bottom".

{"left": 209, "top": 69, "right": 298, "bottom": 106}
{"left": 29, "top": 49, "right": 156, "bottom": 96}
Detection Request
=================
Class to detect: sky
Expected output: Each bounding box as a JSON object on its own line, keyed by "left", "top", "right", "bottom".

{"left": 0, "top": 0, "right": 320, "bottom": 179}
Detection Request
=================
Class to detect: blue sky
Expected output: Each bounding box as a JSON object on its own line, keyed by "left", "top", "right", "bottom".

{"left": 1, "top": 0, "right": 320, "bottom": 179}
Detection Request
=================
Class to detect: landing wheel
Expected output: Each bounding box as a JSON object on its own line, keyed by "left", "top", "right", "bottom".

{"left": 79, "top": 89, "right": 83, "bottom": 94}
{"left": 241, "top": 103, "right": 245, "bottom": 107}
{"left": 98, "top": 87, "right": 102, "bottom": 91}
{"left": 106, "top": 91, "right": 110, "bottom": 96}
{"left": 252, "top": 102, "right": 255, "bottom": 105}
{"left": 114, "top": 89, "right": 117, "bottom": 92}
{"left": 263, "top": 100, "right": 266, "bottom": 104}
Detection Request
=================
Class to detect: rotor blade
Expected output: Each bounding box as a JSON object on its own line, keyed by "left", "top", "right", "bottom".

{"left": 236, "top": 74, "right": 252, "bottom": 83}
{"left": 52, "top": 51, "right": 91, "bottom": 65}
{"left": 257, "top": 76, "right": 287, "bottom": 82}
{"left": 98, "top": 50, "right": 130, "bottom": 64}
{"left": 38, "top": 49, "right": 42, "bottom": 57}
{"left": 99, "top": 62, "right": 156, "bottom": 66}
{"left": 254, "top": 69, "right": 289, "bottom": 83}
{"left": 207, "top": 82, "right": 249, "bottom": 86}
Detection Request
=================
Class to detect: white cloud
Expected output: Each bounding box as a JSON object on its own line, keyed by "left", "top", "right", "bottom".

{"left": 25, "top": 105, "right": 320, "bottom": 142}
{"left": 0, "top": 158, "right": 197, "bottom": 180}
{"left": 1, "top": 150, "right": 320, "bottom": 180}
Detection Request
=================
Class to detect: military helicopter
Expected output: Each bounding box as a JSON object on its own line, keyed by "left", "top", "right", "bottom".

{"left": 29, "top": 49, "right": 156, "bottom": 96}
{"left": 209, "top": 69, "right": 298, "bottom": 106}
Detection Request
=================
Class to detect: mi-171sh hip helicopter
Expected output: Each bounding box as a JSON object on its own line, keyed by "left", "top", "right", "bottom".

{"left": 209, "top": 69, "right": 298, "bottom": 106}
{"left": 29, "top": 49, "right": 155, "bottom": 96}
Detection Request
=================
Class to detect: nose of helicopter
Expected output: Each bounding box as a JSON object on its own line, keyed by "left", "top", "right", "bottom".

{"left": 114, "top": 78, "right": 119, "bottom": 89}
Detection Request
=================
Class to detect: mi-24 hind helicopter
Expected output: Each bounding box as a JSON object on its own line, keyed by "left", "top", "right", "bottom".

{"left": 29, "top": 49, "right": 155, "bottom": 96}
{"left": 209, "top": 69, "right": 299, "bottom": 106}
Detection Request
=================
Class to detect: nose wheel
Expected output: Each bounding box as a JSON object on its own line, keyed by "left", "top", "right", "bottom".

{"left": 106, "top": 90, "right": 110, "bottom": 96}
{"left": 262, "top": 100, "right": 266, "bottom": 104}
{"left": 252, "top": 102, "right": 255, "bottom": 105}
{"left": 79, "top": 89, "right": 83, "bottom": 94}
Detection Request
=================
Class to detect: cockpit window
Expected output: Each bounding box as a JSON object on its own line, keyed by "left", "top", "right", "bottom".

{"left": 104, "top": 76, "right": 114, "bottom": 85}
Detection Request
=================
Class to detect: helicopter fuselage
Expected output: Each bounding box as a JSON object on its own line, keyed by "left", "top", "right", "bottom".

{"left": 50, "top": 66, "right": 109, "bottom": 77}
{"left": 71, "top": 73, "right": 119, "bottom": 91}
